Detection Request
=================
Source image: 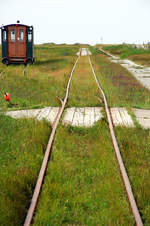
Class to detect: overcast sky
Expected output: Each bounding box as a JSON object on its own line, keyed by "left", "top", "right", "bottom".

{"left": 0, "top": 0, "right": 150, "bottom": 45}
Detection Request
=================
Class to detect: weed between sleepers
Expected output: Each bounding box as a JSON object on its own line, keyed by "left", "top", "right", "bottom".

{"left": 33, "top": 122, "right": 134, "bottom": 225}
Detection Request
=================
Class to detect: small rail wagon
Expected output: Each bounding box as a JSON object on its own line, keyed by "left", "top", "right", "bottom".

{"left": 1, "top": 21, "right": 34, "bottom": 65}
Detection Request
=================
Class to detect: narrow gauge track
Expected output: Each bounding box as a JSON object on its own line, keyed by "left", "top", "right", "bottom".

{"left": 87, "top": 49, "right": 143, "bottom": 226}
{"left": 24, "top": 48, "right": 143, "bottom": 226}
{"left": 23, "top": 50, "right": 81, "bottom": 226}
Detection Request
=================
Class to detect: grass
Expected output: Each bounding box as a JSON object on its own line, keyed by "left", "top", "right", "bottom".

{"left": 88, "top": 46, "right": 100, "bottom": 55}
{"left": 0, "top": 45, "right": 79, "bottom": 110}
{"left": 115, "top": 127, "right": 150, "bottom": 225}
{"left": 0, "top": 44, "right": 80, "bottom": 225}
{"left": 0, "top": 114, "right": 51, "bottom": 226}
{"left": 128, "top": 54, "right": 150, "bottom": 67}
{"left": 67, "top": 55, "right": 101, "bottom": 107}
{"left": 1, "top": 44, "right": 150, "bottom": 225}
{"left": 90, "top": 52, "right": 150, "bottom": 109}
{"left": 102, "top": 44, "right": 150, "bottom": 66}
{"left": 89, "top": 48, "right": 150, "bottom": 223}
{"left": 35, "top": 44, "right": 79, "bottom": 58}
{"left": 33, "top": 122, "right": 134, "bottom": 225}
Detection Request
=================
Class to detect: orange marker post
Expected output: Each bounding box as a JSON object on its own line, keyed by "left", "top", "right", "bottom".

{"left": 4, "top": 93, "right": 10, "bottom": 102}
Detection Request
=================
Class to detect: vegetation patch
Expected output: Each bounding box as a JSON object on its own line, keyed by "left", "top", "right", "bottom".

{"left": 0, "top": 45, "right": 78, "bottom": 110}
{"left": 33, "top": 122, "right": 134, "bottom": 225}
{"left": 115, "top": 127, "right": 150, "bottom": 225}
{"left": 67, "top": 55, "right": 101, "bottom": 107}
{"left": 90, "top": 52, "right": 150, "bottom": 108}
{"left": 128, "top": 54, "right": 150, "bottom": 67}
{"left": 102, "top": 44, "right": 150, "bottom": 66}
{"left": 0, "top": 114, "right": 50, "bottom": 225}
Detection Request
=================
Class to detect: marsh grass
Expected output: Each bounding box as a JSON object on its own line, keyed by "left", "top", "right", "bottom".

{"left": 67, "top": 55, "right": 102, "bottom": 107}
{"left": 90, "top": 47, "right": 150, "bottom": 223}
{"left": 115, "top": 127, "right": 150, "bottom": 225}
{"left": 33, "top": 122, "right": 134, "bottom": 225}
{"left": 129, "top": 54, "right": 150, "bottom": 67}
{"left": 90, "top": 53, "right": 150, "bottom": 109}
{"left": 0, "top": 114, "right": 51, "bottom": 226}
{"left": 102, "top": 44, "right": 150, "bottom": 66}
{"left": 0, "top": 45, "right": 78, "bottom": 109}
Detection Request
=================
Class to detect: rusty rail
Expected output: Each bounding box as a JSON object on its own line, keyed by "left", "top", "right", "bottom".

{"left": 98, "top": 47, "right": 115, "bottom": 58}
{"left": 87, "top": 49, "right": 143, "bottom": 226}
{"left": 23, "top": 51, "right": 81, "bottom": 226}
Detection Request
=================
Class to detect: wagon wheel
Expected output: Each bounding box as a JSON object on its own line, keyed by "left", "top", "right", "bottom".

{"left": 2, "top": 58, "right": 9, "bottom": 66}
{"left": 26, "top": 58, "right": 33, "bottom": 65}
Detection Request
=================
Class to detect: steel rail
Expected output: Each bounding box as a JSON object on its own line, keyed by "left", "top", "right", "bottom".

{"left": 98, "top": 47, "right": 114, "bottom": 58}
{"left": 87, "top": 49, "right": 143, "bottom": 226}
{"left": 23, "top": 51, "right": 81, "bottom": 226}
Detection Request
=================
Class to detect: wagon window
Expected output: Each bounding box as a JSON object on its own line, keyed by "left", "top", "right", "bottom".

{"left": 19, "top": 29, "right": 24, "bottom": 41}
{"left": 28, "top": 32, "right": 32, "bottom": 42}
{"left": 3, "top": 30, "right": 7, "bottom": 42}
{"left": 10, "top": 29, "right": 15, "bottom": 42}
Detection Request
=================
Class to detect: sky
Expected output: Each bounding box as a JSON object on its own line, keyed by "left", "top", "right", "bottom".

{"left": 0, "top": 0, "right": 150, "bottom": 45}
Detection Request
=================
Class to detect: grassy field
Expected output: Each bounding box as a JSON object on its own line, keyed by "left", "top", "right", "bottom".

{"left": 0, "top": 45, "right": 78, "bottom": 110}
{"left": 0, "top": 44, "right": 79, "bottom": 225}
{"left": 115, "top": 127, "right": 150, "bottom": 225}
{"left": 1, "top": 45, "right": 150, "bottom": 225}
{"left": 33, "top": 54, "right": 135, "bottom": 225}
{"left": 33, "top": 122, "right": 134, "bottom": 225}
{"left": 101, "top": 44, "right": 150, "bottom": 66}
{"left": 89, "top": 49, "right": 150, "bottom": 224}
{"left": 0, "top": 114, "right": 50, "bottom": 226}
{"left": 67, "top": 55, "right": 101, "bottom": 107}
{"left": 90, "top": 51, "right": 150, "bottom": 109}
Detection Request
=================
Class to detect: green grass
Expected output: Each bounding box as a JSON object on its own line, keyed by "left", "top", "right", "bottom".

{"left": 0, "top": 114, "right": 51, "bottom": 226}
{"left": 0, "top": 45, "right": 79, "bottom": 110}
{"left": 89, "top": 48, "right": 150, "bottom": 223}
{"left": 33, "top": 122, "right": 134, "bottom": 225}
{"left": 102, "top": 44, "right": 150, "bottom": 66}
{"left": 35, "top": 44, "right": 79, "bottom": 58}
{"left": 115, "top": 127, "right": 150, "bottom": 225}
{"left": 90, "top": 52, "right": 150, "bottom": 109}
{"left": 0, "top": 44, "right": 79, "bottom": 225}
{"left": 102, "top": 44, "right": 150, "bottom": 59}
{"left": 89, "top": 46, "right": 100, "bottom": 55}
{"left": 67, "top": 55, "right": 101, "bottom": 107}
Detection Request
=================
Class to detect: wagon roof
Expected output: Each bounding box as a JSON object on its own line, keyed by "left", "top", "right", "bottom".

{"left": 2, "top": 24, "right": 32, "bottom": 28}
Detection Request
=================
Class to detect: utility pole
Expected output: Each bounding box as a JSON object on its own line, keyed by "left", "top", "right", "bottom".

{"left": 100, "top": 37, "right": 103, "bottom": 44}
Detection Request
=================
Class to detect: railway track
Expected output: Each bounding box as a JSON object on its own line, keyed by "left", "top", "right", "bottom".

{"left": 24, "top": 48, "right": 143, "bottom": 226}
{"left": 23, "top": 50, "right": 81, "bottom": 226}
{"left": 87, "top": 49, "right": 143, "bottom": 226}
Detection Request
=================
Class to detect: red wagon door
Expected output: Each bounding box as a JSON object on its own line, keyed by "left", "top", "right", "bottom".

{"left": 17, "top": 26, "right": 26, "bottom": 58}
{"left": 8, "top": 26, "right": 26, "bottom": 59}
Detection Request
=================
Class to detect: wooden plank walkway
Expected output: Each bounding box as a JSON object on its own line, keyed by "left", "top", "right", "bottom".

{"left": 5, "top": 107, "right": 150, "bottom": 128}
